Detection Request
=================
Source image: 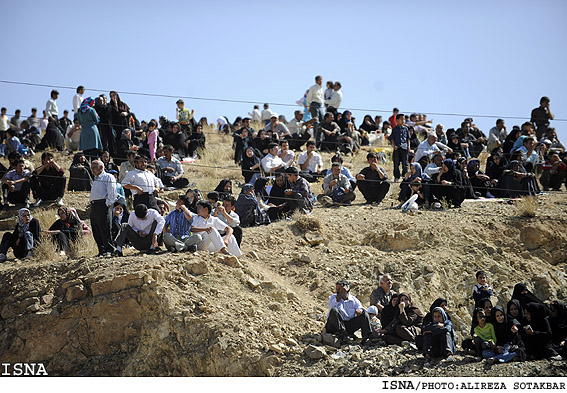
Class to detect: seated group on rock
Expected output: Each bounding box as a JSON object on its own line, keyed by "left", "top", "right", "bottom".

{"left": 324, "top": 274, "right": 566, "bottom": 365}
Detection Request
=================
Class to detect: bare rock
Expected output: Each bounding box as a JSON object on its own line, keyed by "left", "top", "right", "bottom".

{"left": 268, "top": 343, "right": 284, "bottom": 354}
{"left": 304, "top": 232, "right": 324, "bottom": 246}
{"left": 285, "top": 338, "right": 299, "bottom": 347}
{"left": 66, "top": 285, "right": 88, "bottom": 302}
{"left": 304, "top": 345, "right": 327, "bottom": 359}
{"left": 90, "top": 273, "right": 144, "bottom": 296}
{"left": 184, "top": 261, "right": 209, "bottom": 275}
{"left": 220, "top": 254, "right": 244, "bottom": 268}
{"left": 321, "top": 332, "right": 340, "bottom": 348}
{"left": 247, "top": 277, "right": 261, "bottom": 289}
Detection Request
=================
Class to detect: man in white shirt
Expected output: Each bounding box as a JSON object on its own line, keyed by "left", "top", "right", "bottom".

{"left": 191, "top": 201, "right": 242, "bottom": 257}
{"left": 72, "top": 85, "right": 85, "bottom": 117}
{"left": 306, "top": 75, "right": 324, "bottom": 123}
{"left": 65, "top": 118, "right": 81, "bottom": 152}
{"left": 113, "top": 203, "right": 165, "bottom": 256}
{"left": 90, "top": 160, "right": 117, "bottom": 257}
{"left": 121, "top": 154, "right": 161, "bottom": 211}
{"left": 325, "top": 81, "right": 343, "bottom": 116}
{"left": 212, "top": 194, "right": 242, "bottom": 246}
{"left": 286, "top": 110, "right": 313, "bottom": 150}
{"left": 261, "top": 103, "right": 274, "bottom": 125}
{"left": 487, "top": 118, "right": 507, "bottom": 152}
{"left": 278, "top": 140, "right": 295, "bottom": 167}
{"left": 261, "top": 143, "right": 286, "bottom": 174}
{"left": 297, "top": 141, "right": 323, "bottom": 182}
{"left": 248, "top": 105, "right": 261, "bottom": 122}
{"left": 325, "top": 279, "right": 372, "bottom": 345}
{"left": 414, "top": 133, "right": 452, "bottom": 168}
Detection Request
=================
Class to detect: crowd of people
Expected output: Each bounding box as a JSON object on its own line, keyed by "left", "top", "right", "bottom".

{"left": 325, "top": 274, "right": 566, "bottom": 364}
{"left": 0, "top": 83, "right": 564, "bottom": 260}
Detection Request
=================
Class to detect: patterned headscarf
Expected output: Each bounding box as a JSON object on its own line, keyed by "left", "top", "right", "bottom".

{"left": 58, "top": 206, "right": 79, "bottom": 227}
{"left": 17, "top": 208, "right": 33, "bottom": 235}
{"left": 79, "top": 97, "right": 96, "bottom": 113}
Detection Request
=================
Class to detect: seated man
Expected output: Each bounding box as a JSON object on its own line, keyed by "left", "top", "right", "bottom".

{"left": 113, "top": 203, "right": 165, "bottom": 256}
{"left": 325, "top": 279, "right": 372, "bottom": 345}
{"left": 286, "top": 110, "right": 313, "bottom": 150}
{"left": 297, "top": 141, "right": 323, "bottom": 182}
{"left": 163, "top": 195, "right": 201, "bottom": 252}
{"left": 316, "top": 112, "right": 341, "bottom": 152}
{"left": 356, "top": 152, "right": 390, "bottom": 204}
{"left": 278, "top": 140, "right": 295, "bottom": 168}
{"left": 540, "top": 151, "right": 566, "bottom": 191}
{"left": 369, "top": 274, "right": 397, "bottom": 316}
{"left": 212, "top": 194, "right": 242, "bottom": 246}
{"left": 265, "top": 113, "right": 291, "bottom": 140}
{"left": 156, "top": 145, "right": 190, "bottom": 189}
{"left": 191, "top": 201, "right": 242, "bottom": 257}
{"left": 414, "top": 132, "right": 452, "bottom": 169}
{"left": 284, "top": 166, "right": 313, "bottom": 214}
{"left": 2, "top": 159, "right": 31, "bottom": 208}
{"left": 324, "top": 154, "right": 356, "bottom": 190}
{"left": 319, "top": 162, "right": 356, "bottom": 206}
{"left": 260, "top": 143, "right": 286, "bottom": 175}
{"left": 30, "top": 151, "right": 66, "bottom": 207}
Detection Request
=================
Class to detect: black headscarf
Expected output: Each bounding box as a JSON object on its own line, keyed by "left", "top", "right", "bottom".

{"left": 423, "top": 297, "right": 451, "bottom": 326}
{"left": 486, "top": 152, "right": 505, "bottom": 180}
{"left": 503, "top": 128, "right": 521, "bottom": 154}
{"left": 380, "top": 294, "right": 400, "bottom": 328}
{"left": 267, "top": 173, "right": 289, "bottom": 206}
{"left": 214, "top": 179, "right": 233, "bottom": 199}
{"left": 512, "top": 283, "right": 546, "bottom": 310}
{"left": 491, "top": 306, "right": 517, "bottom": 346}
{"left": 549, "top": 301, "right": 567, "bottom": 341}
{"left": 253, "top": 177, "right": 269, "bottom": 201}
{"left": 507, "top": 299, "right": 525, "bottom": 325}
{"left": 525, "top": 302, "right": 551, "bottom": 331}
{"left": 359, "top": 115, "right": 378, "bottom": 133}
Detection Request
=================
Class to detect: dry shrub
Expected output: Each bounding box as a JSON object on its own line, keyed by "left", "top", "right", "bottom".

{"left": 515, "top": 196, "right": 537, "bottom": 218}
{"left": 292, "top": 212, "right": 322, "bottom": 233}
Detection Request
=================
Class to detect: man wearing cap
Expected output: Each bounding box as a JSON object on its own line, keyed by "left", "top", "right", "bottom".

{"left": 414, "top": 132, "right": 452, "bottom": 169}
{"left": 90, "top": 159, "right": 117, "bottom": 257}
{"left": 306, "top": 75, "right": 324, "bottom": 123}
{"left": 176, "top": 99, "right": 194, "bottom": 136}
{"left": 121, "top": 154, "right": 161, "bottom": 211}
{"left": 284, "top": 166, "right": 313, "bottom": 214}
{"left": 325, "top": 279, "right": 372, "bottom": 345}
{"left": 265, "top": 113, "right": 291, "bottom": 140}
{"left": 369, "top": 274, "right": 397, "bottom": 314}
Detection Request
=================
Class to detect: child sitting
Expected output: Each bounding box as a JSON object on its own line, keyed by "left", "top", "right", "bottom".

{"left": 422, "top": 307, "right": 456, "bottom": 364}
{"left": 472, "top": 270, "right": 493, "bottom": 305}
{"left": 473, "top": 308, "right": 497, "bottom": 361}
{"left": 367, "top": 305, "right": 382, "bottom": 337}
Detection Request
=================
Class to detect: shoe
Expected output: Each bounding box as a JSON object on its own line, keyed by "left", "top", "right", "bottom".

{"left": 25, "top": 251, "right": 33, "bottom": 259}
{"left": 485, "top": 192, "right": 495, "bottom": 199}
{"left": 111, "top": 249, "right": 123, "bottom": 257}
{"left": 33, "top": 199, "right": 42, "bottom": 207}
{"left": 102, "top": 252, "right": 112, "bottom": 257}
{"left": 550, "top": 354, "right": 563, "bottom": 361}
{"left": 445, "top": 355, "right": 455, "bottom": 362}
{"left": 486, "top": 357, "right": 496, "bottom": 365}
{"left": 360, "top": 338, "right": 370, "bottom": 347}
{"left": 186, "top": 245, "right": 197, "bottom": 252}
{"left": 56, "top": 197, "right": 64, "bottom": 206}
{"left": 0, "top": 253, "right": 7, "bottom": 263}
{"left": 59, "top": 250, "right": 66, "bottom": 256}
{"left": 175, "top": 243, "right": 185, "bottom": 252}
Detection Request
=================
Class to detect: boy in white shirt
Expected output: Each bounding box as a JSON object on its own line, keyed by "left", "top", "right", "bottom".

{"left": 191, "top": 201, "right": 242, "bottom": 257}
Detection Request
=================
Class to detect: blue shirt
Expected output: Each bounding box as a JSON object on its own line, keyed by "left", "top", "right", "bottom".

{"left": 156, "top": 156, "right": 184, "bottom": 178}
{"left": 90, "top": 171, "right": 117, "bottom": 207}
{"left": 4, "top": 169, "right": 30, "bottom": 191}
{"left": 165, "top": 209, "right": 193, "bottom": 237}
{"left": 328, "top": 293, "right": 364, "bottom": 321}
{"left": 390, "top": 125, "right": 409, "bottom": 150}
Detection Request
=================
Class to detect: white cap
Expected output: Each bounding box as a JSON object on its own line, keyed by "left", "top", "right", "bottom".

{"left": 367, "top": 305, "right": 379, "bottom": 315}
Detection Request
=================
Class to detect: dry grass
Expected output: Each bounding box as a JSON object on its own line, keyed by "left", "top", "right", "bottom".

{"left": 515, "top": 196, "right": 538, "bottom": 218}
{"left": 291, "top": 212, "right": 322, "bottom": 233}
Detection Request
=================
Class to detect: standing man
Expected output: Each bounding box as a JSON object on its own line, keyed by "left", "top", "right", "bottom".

{"left": 306, "top": 75, "right": 324, "bottom": 124}
{"left": 325, "top": 279, "right": 372, "bottom": 345}
{"left": 390, "top": 113, "right": 410, "bottom": 182}
{"left": 45, "top": 90, "right": 63, "bottom": 132}
{"left": 121, "top": 155, "right": 161, "bottom": 211}
{"left": 72, "top": 86, "right": 85, "bottom": 117}
{"left": 261, "top": 103, "right": 274, "bottom": 125}
{"left": 369, "top": 274, "right": 397, "bottom": 315}
{"left": 325, "top": 81, "right": 343, "bottom": 116}
{"left": 59, "top": 110, "right": 73, "bottom": 132}
{"left": 530, "top": 96, "right": 555, "bottom": 140}
{"left": 90, "top": 159, "right": 117, "bottom": 257}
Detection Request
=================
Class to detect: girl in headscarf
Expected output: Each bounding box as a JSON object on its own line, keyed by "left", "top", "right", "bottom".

{"left": 380, "top": 294, "right": 400, "bottom": 332}
{"left": 422, "top": 298, "right": 452, "bottom": 326}
{"left": 46, "top": 206, "right": 80, "bottom": 255}
{"left": 252, "top": 177, "right": 270, "bottom": 201}
{"left": 235, "top": 184, "right": 270, "bottom": 227}
{"left": 549, "top": 301, "right": 567, "bottom": 359}
{"left": 484, "top": 306, "right": 526, "bottom": 364}
{"left": 214, "top": 179, "right": 233, "bottom": 200}
{"left": 0, "top": 208, "right": 41, "bottom": 261}
{"left": 78, "top": 97, "right": 103, "bottom": 160}
{"left": 383, "top": 292, "right": 424, "bottom": 346}
{"left": 502, "top": 128, "right": 521, "bottom": 157}
{"left": 398, "top": 162, "right": 428, "bottom": 203}
{"left": 422, "top": 306, "right": 456, "bottom": 362}
{"left": 468, "top": 158, "right": 495, "bottom": 197}
{"left": 521, "top": 302, "right": 562, "bottom": 360}
{"left": 67, "top": 152, "right": 94, "bottom": 191}
{"left": 447, "top": 133, "right": 465, "bottom": 157}
{"left": 431, "top": 158, "right": 465, "bottom": 208}
{"left": 241, "top": 147, "right": 261, "bottom": 184}
{"left": 507, "top": 299, "right": 526, "bottom": 326}
{"left": 185, "top": 189, "right": 199, "bottom": 213}
{"left": 486, "top": 151, "right": 506, "bottom": 197}
{"left": 499, "top": 161, "right": 540, "bottom": 198}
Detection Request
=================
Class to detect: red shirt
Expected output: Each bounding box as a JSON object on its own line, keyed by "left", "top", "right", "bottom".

{"left": 388, "top": 115, "right": 397, "bottom": 128}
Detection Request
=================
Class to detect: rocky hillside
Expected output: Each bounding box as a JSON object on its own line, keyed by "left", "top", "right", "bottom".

{"left": 1, "top": 191, "right": 566, "bottom": 376}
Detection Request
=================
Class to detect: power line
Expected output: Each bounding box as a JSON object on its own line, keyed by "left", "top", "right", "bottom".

{"left": 2, "top": 79, "right": 566, "bottom": 122}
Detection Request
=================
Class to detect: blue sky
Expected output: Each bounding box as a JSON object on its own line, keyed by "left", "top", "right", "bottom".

{"left": 1, "top": 0, "right": 566, "bottom": 141}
